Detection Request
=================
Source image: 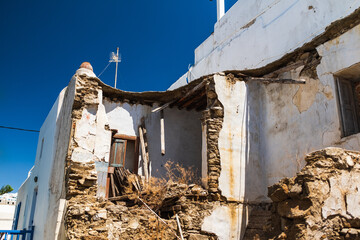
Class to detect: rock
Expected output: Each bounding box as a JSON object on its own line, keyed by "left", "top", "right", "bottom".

{"left": 268, "top": 183, "right": 289, "bottom": 202}
{"left": 289, "top": 183, "right": 302, "bottom": 198}
{"left": 128, "top": 219, "right": 139, "bottom": 229}
{"left": 277, "top": 197, "right": 311, "bottom": 219}
{"left": 97, "top": 209, "right": 107, "bottom": 219}
{"left": 267, "top": 148, "right": 360, "bottom": 239}
{"left": 188, "top": 233, "right": 209, "bottom": 240}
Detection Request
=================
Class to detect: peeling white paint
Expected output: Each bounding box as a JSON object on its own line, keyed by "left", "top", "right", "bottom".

{"left": 202, "top": 204, "right": 244, "bottom": 240}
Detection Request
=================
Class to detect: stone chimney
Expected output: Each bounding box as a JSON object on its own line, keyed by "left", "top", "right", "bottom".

{"left": 76, "top": 62, "right": 96, "bottom": 78}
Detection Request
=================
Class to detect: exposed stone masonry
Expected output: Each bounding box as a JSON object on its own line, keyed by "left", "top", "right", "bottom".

{"left": 268, "top": 148, "right": 360, "bottom": 240}
{"left": 65, "top": 75, "right": 109, "bottom": 239}
{"left": 203, "top": 80, "right": 224, "bottom": 201}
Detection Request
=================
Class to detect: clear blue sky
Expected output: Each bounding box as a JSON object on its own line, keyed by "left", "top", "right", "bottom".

{"left": 0, "top": 0, "right": 237, "bottom": 191}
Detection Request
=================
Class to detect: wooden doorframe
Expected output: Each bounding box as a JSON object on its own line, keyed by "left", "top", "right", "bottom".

{"left": 106, "top": 133, "right": 140, "bottom": 198}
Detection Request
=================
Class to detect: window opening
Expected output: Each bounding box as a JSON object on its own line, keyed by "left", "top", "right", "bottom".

{"left": 39, "top": 138, "right": 44, "bottom": 159}
{"left": 336, "top": 77, "right": 360, "bottom": 137}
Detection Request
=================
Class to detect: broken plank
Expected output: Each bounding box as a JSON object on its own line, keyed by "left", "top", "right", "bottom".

{"left": 139, "top": 126, "right": 149, "bottom": 182}
{"left": 152, "top": 81, "right": 207, "bottom": 113}
{"left": 179, "top": 90, "right": 206, "bottom": 109}
{"left": 160, "top": 110, "right": 165, "bottom": 155}
{"left": 175, "top": 214, "right": 184, "bottom": 240}
{"left": 110, "top": 173, "right": 116, "bottom": 197}
{"left": 246, "top": 77, "right": 306, "bottom": 84}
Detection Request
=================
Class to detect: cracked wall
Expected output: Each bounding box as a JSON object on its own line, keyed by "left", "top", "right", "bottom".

{"left": 268, "top": 147, "right": 360, "bottom": 239}
{"left": 201, "top": 74, "right": 265, "bottom": 240}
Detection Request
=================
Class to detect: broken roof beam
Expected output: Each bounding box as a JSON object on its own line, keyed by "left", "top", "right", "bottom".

{"left": 152, "top": 81, "right": 208, "bottom": 113}
{"left": 178, "top": 90, "right": 206, "bottom": 110}
{"left": 193, "top": 97, "right": 208, "bottom": 111}
{"left": 245, "top": 77, "right": 306, "bottom": 84}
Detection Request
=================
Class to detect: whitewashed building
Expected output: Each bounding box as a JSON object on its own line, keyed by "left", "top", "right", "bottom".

{"left": 14, "top": 1, "right": 360, "bottom": 239}
{"left": 0, "top": 193, "right": 17, "bottom": 230}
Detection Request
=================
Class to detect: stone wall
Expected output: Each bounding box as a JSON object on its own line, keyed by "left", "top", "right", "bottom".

{"left": 268, "top": 147, "right": 360, "bottom": 240}
{"left": 203, "top": 79, "right": 224, "bottom": 201}
{"left": 65, "top": 75, "right": 109, "bottom": 239}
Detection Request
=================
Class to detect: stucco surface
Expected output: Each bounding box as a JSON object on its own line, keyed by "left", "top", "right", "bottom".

{"left": 16, "top": 80, "right": 75, "bottom": 240}
{"left": 103, "top": 99, "right": 203, "bottom": 178}
{"left": 202, "top": 204, "right": 243, "bottom": 240}
{"left": 170, "top": 0, "right": 360, "bottom": 90}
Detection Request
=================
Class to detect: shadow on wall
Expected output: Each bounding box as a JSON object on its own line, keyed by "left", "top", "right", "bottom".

{"left": 145, "top": 107, "right": 203, "bottom": 181}
{"left": 241, "top": 81, "right": 267, "bottom": 236}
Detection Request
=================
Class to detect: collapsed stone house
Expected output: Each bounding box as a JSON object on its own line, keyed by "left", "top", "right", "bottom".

{"left": 13, "top": 1, "right": 360, "bottom": 239}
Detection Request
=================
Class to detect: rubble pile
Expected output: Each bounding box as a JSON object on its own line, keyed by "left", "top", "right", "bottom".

{"left": 106, "top": 181, "right": 217, "bottom": 240}
{"left": 66, "top": 174, "right": 218, "bottom": 239}
{"left": 268, "top": 147, "right": 360, "bottom": 240}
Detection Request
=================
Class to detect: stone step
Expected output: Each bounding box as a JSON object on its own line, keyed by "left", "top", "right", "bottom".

{"left": 243, "top": 207, "right": 271, "bottom": 240}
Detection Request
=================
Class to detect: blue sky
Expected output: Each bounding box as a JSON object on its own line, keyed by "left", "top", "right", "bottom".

{"left": 0, "top": 0, "right": 237, "bottom": 191}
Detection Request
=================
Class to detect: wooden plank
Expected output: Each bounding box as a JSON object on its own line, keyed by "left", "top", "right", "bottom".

{"left": 246, "top": 77, "right": 306, "bottom": 84}
{"left": 139, "top": 126, "right": 149, "bottom": 182}
{"left": 152, "top": 81, "right": 207, "bottom": 113}
{"left": 175, "top": 214, "right": 184, "bottom": 240}
{"left": 179, "top": 90, "right": 206, "bottom": 109}
{"left": 190, "top": 97, "right": 207, "bottom": 111}
{"left": 152, "top": 101, "right": 175, "bottom": 113}
{"left": 160, "top": 110, "right": 165, "bottom": 155}
{"left": 175, "top": 81, "right": 207, "bottom": 105}
{"left": 110, "top": 173, "right": 116, "bottom": 197}
{"left": 133, "top": 137, "right": 140, "bottom": 174}
{"left": 113, "top": 134, "right": 137, "bottom": 141}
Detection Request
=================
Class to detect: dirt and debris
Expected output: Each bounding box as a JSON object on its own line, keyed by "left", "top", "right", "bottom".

{"left": 66, "top": 170, "right": 218, "bottom": 240}
{"left": 267, "top": 147, "right": 360, "bottom": 240}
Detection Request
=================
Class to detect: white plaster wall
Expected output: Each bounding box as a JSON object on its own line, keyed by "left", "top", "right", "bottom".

{"left": 16, "top": 77, "right": 77, "bottom": 240}
{"left": 260, "top": 24, "right": 360, "bottom": 189}
{"left": 16, "top": 88, "right": 67, "bottom": 239}
{"left": 170, "top": 0, "right": 360, "bottom": 89}
{"left": 203, "top": 75, "right": 264, "bottom": 240}
{"left": 146, "top": 107, "right": 202, "bottom": 178}
{"left": 214, "top": 74, "right": 265, "bottom": 203}
{"left": 0, "top": 205, "right": 15, "bottom": 229}
{"left": 103, "top": 100, "right": 203, "bottom": 179}
{"left": 202, "top": 204, "right": 246, "bottom": 240}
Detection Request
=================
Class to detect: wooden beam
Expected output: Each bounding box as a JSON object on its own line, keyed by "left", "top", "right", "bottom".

{"left": 174, "top": 81, "right": 207, "bottom": 106}
{"left": 246, "top": 77, "right": 306, "bottom": 84}
{"left": 160, "top": 110, "right": 165, "bottom": 155}
{"left": 178, "top": 90, "right": 206, "bottom": 110}
{"left": 175, "top": 214, "right": 184, "bottom": 240}
{"left": 152, "top": 81, "right": 207, "bottom": 113}
{"left": 139, "top": 126, "right": 149, "bottom": 182}
{"left": 113, "top": 133, "right": 137, "bottom": 141}
{"left": 189, "top": 97, "right": 207, "bottom": 111}
{"left": 133, "top": 137, "right": 140, "bottom": 174}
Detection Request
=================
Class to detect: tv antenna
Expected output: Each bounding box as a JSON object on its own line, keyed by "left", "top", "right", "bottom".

{"left": 109, "top": 47, "right": 121, "bottom": 88}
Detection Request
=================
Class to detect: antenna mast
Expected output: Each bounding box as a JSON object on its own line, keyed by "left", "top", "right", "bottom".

{"left": 109, "top": 47, "right": 121, "bottom": 88}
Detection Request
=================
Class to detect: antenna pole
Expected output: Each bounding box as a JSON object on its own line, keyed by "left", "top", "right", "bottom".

{"left": 114, "top": 47, "right": 119, "bottom": 88}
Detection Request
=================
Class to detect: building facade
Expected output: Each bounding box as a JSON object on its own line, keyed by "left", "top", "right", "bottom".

{"left": 14, "top": 1, "right": 360, "bottom": 239}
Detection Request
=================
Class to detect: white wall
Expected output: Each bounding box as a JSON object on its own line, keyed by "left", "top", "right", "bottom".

{"left": 259, "top": 24, "right": 360, "bottom": 190}
{"left": 170, "top": 0, "right": 360, "bottom": 90}
{"left": 202, "top": 75, "right": 265, "bottom": 240}
{"left": 16, "top": 78, "right": 76, "bottom": 240}
{"left": 103, "top": 100, "right": 203, "bottom": 179}
{"left": 0, "top": 205, "right": 15, "bottom": 230}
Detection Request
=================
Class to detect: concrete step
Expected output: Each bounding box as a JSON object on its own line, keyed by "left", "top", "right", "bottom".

{"left": 243, "top": 207, "right": 271, "bottom": 240}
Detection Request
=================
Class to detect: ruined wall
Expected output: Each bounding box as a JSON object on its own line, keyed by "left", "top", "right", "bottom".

{"left": 268, "top": 147, "right": 360, "bottom": 239}
{"left": 64, "top": 72, "right": 113, "bottom": 239}
{"left": 103, "top": 99, "right": 203, "bottom": 179}
{"left": 201, "top": 74, "right": 265, "bottom": 240}
{"left": 15, "top": 81, "right": 75, "bottom": 240}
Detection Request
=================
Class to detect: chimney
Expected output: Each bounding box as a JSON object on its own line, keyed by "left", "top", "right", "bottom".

{"left": 76, "top": 62, "right": 96, "bottom": 77}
